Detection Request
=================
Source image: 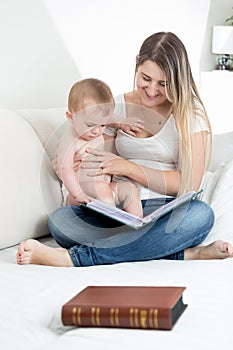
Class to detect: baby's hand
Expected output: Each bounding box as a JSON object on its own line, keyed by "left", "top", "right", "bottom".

{"left": 73, "top": 191, "right": 94, "bottom": 204}
{"left": 119, "top": 118, "right": 144, "bottom": 136}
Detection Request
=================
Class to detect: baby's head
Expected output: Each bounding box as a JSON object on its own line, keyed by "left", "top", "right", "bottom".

{"left": 66, "top": 78, "right": 114, "bottom": 140}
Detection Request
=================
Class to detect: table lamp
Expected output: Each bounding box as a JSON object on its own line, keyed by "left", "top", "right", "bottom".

{"left": 212, "top": 25, "right": 233, "bottom": 70}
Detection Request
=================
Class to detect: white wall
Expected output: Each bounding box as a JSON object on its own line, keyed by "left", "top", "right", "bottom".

{"left": 0, "top": 0, "right": 81, "bottom": 109}
{"left": 44, "top": 0, "right": 210, "bottom": 96}
{"left": 0, "top": 0, "right": 211, "bottom": 109}
{"left": 199, "top": 0, "right": 233, "bottom": 134}
{"left": 200, "top": 0, "right": 233, "bottom": 72}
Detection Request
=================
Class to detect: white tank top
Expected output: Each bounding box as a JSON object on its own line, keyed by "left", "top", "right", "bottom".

{"left": 105, "top": 94, "right": 209, "bottom": 199}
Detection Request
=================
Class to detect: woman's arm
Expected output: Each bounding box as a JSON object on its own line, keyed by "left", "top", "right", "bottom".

{"left": 122, "top": 131, "right": 207, "bottom": 196}
{"left": 123, "top": 130, "right": 207, "bottom": 195}
{"left": 191, "top": 130, "right": 208, "bottom": 191}
{"left": 128, "top": 130, "right": 207, "bottom": 195}
{"left": 81, "top": 130, "right": 207, "bottom": 196}
{"left": 81, "top": 149, "right": 180, "bottom": 196}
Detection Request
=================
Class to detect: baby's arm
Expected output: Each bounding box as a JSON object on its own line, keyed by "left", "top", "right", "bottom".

{"left": 57, "top": 132, "right": 93, "bottom": 203}
{"left": 108, "top": 114, "right": 144, "bottom": 136}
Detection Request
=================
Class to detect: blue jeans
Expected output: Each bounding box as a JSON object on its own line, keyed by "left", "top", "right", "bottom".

{"left": 48, "top": 198, "right": 214, "bottom": 267}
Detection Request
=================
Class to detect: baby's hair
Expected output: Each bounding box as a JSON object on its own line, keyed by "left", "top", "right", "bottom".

{"left": 68, "top": 78, "right": 114, "bottom": 113}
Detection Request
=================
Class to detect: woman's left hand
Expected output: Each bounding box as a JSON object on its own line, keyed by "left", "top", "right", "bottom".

{"left": 80, "top": 148, "right": 129, "bottom": 177}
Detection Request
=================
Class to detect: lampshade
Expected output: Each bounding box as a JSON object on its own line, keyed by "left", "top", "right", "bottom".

{"left": 212, "top": 26, "right": 233, "bottom": 54}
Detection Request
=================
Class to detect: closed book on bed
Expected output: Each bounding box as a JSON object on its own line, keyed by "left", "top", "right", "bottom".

{"left": 61, "top": 286, "right": 187, "bottom": 330}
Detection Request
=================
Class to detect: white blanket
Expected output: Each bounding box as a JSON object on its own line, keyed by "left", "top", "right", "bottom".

{"left": 0, "top": 108, "right": 232, "bottom": 350}
{"left": 1, "top": 237, "right": 232, "bottom": 350}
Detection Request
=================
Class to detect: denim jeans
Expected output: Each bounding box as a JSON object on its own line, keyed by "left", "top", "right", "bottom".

{"left": 48, "top": 198, "right": 215, "bottom": 267}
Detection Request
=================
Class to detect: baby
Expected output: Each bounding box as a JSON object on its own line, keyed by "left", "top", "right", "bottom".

{"left": 56, "top": 78, "right": 143, "bottom": 217}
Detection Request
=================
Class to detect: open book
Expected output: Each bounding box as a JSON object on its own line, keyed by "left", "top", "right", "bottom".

{"left": 80, "top": 190, "right": 203, "bottom": 229}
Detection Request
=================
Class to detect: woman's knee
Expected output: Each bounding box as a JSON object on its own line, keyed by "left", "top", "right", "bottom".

{"left": 188, "top": 200, "right": 215, "bottom": 232}
{"left": 48, "top": 206, "right": 81, "bottom": 248}
{"left": 48, "top": 207, "right": 62, "bottom": 230}
{"left": 48, "top": 206, "right": 75, "bottom": 236}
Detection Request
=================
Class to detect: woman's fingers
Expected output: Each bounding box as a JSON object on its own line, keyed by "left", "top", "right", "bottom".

{"left": 79, "top": 149, "right": 124, "bottom": 177}
{"left": 73, "top": 160, "right": 82, "bottom": 172}
{"left": 82, "top": 155, "right": 105, "bottom": 162}
{"left": 81, "top": 161, "right": 102, "bottom": 169}
{"left": 85, "top": 148, "right": 103, "bottom": 156}
{"left": 86, "top": 170, "right": 105, "bottom": 177}
{"left": 83, "top": 149, "right": 119, "bottom": 163}
{"left": 80, "top": 148, "right": 105, "bottom": 162}
{"left": 127, "top": 118, "right": 144, "bottom": 128}
{"left": 125, "top": 130, "right": 136, "bottom": 137}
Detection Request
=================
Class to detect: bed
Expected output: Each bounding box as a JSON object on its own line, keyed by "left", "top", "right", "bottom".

{"left": 0, "top": 107, "right": 232, "bottom": 350}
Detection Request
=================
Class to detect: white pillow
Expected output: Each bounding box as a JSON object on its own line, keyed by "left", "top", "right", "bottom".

{"left": 202, "top": 158, "right": 233, "bottom": 245}
{"left": 16, "top": 108, "right": 68, "bottom": 162}
{"left": 210, "top": 131, "right": 233, "bottom": 172}
{"left": 0, "top": 110, "right": 62, "bottom": 249}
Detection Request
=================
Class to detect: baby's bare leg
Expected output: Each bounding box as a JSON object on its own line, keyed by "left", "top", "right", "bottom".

{"left": 65, "top": 182, "right": 115, "bottom": 206}
{"left": 112, "top": 182, "right": 143, "bottom": 217}
{"left": 83, "top": 180, "right": 116, "bottom": 206}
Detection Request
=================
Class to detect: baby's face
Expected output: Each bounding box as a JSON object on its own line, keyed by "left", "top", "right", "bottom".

{"left": 72, "top": 103, "right": 113, "bottom": 141}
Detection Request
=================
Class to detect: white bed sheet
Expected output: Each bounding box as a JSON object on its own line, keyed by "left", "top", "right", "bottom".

{"left": 0, "top": 237, "right": 233, "bottom": 350}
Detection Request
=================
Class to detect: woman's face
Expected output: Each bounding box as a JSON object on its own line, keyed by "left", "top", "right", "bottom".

{"left": 136, "top": 60, "right": 168, "bottom": 109}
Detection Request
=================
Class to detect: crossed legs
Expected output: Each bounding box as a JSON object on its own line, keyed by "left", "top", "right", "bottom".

{"left": 16, "top": 239, "right": 233, "bottom": 267}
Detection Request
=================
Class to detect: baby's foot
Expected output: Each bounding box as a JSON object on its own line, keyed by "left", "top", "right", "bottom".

{"left": 185, "top": 240, "right": 233, "bottom": 260}
{"left": 16, "top": 239, "right": 73, "bottom": 267}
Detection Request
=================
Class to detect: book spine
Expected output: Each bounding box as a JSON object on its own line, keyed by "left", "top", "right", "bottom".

{"left": 62, "top": 305, "right": 172, "bottom": 330}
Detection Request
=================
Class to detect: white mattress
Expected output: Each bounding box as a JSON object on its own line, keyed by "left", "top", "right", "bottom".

{"left": 0, "top": 237, "right": 233, "bottom": 350}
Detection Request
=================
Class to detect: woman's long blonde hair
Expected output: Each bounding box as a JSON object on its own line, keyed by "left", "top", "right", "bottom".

{"left": 135, "top": 32, "right": 212, "bottom": 195}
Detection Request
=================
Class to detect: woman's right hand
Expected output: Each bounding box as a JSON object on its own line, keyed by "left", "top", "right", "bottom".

{"left": 73, "top": 151, "right": 84, "bottom": 172}
{"left": 80, "top": 148, "right": 131, "bottom": 178}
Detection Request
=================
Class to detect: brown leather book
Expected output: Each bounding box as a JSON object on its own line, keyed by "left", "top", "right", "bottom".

{"left": 61, "top": 286, "right": 187, "bottom": 330}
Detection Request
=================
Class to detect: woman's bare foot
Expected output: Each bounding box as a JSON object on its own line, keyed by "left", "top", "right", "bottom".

{"left": 16, "top": 239, "right": 74, "bottom": 267}
{"left": 185, "top": 240, "right": 233, "bottom": 260}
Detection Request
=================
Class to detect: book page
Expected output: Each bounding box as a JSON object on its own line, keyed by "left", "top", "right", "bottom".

{"left": 86, "top": 200, "right": 144, "bottom": 228}
{"left": 85, "top": 190, "right": 202, "bottom": 229}
{"left": 142, "top": 191, "right": 196, "bottom": 223}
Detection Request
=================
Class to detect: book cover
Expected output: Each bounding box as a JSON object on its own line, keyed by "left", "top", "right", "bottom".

{"left": 80, "top": 190, "right": 203, "bottom": 229}
{"left": 62, "top": 286, "right": 187, "bottom": 330}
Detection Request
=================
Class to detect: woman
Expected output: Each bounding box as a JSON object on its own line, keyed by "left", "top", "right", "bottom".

{"left": 17, "top": 32, "right": 233, "bottom": 266}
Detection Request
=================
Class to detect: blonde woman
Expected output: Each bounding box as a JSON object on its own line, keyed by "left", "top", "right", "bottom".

{"left": 17, "top": 32, "right": 233, "bottom": 266}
